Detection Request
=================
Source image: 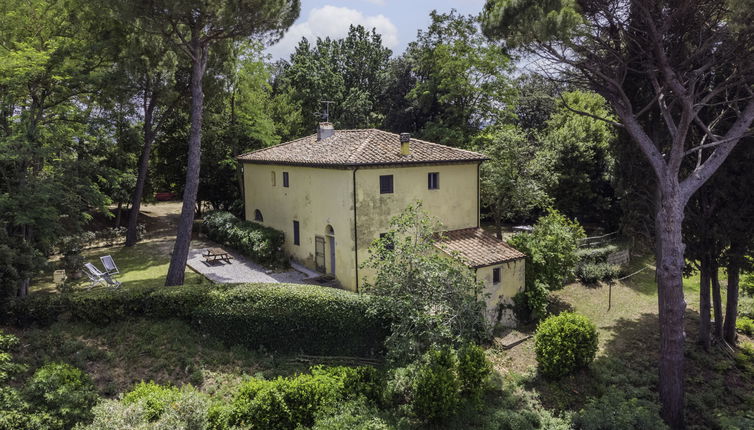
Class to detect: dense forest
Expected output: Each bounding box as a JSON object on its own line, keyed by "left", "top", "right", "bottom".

{"left": 2, "top": 1, "right": 754, "bottom": 428}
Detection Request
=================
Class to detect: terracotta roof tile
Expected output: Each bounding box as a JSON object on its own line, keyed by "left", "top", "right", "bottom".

{"left": 435, "top": 228, "right": 525, "bottom": 268}
{"left": 237, "top": 129, "right": 487, "bottom": 167}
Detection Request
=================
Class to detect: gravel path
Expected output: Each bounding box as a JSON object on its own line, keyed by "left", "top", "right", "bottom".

{"left": 186, "top": 247, "right": 310, "bottom": 284}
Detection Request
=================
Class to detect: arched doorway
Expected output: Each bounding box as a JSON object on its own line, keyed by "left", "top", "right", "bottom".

{"left": 325, "top": 225, "right": 335, "bottom": 275}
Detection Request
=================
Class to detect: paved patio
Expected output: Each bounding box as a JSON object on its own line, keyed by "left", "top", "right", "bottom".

{"left": 186, "top": 247, "right": 312, "bottom": 284}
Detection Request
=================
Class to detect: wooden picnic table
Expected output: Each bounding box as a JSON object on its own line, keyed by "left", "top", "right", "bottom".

{"left": 203, "top": 247, "right": 234, "bottom": 263}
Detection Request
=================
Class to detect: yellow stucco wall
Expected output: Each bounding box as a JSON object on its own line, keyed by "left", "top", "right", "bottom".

{"left": 354, "top": 163, "right": 480, "bottom": 288}
{"left": 476, "top": 259, "right": 525, "bottom": 326}
{"left": 242, "top": 161, "right": 483, "bottom": 293}
{"left": 242, "top": 163, "right": 358, "bottom": 289}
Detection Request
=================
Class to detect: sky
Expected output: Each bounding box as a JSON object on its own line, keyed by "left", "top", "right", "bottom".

{"left": 266, "top": 0, "right": 487, "bottom": 60}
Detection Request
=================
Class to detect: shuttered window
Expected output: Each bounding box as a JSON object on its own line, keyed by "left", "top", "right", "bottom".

{"left": 379, "top": 175, "right": 394, "bottom": 194}
{"left": 428, "top": 172, "right": 439, "bottom": 189}
{"left": 293, "top": 221, "right": 300, "bottom": 245}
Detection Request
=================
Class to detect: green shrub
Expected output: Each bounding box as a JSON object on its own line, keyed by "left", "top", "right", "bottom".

{"left": 509, "top": 209, "right": 585, "bottom": 320}
{"left": 122, "top": 381, "right": 182, "bottom": 422}
{"left": 575, "top": 245, "right": 619, "bottom": 264}
{"left": 310, "top": 365, "right": 384, "bottom": 403}
{"left": 736, "top": 317, "right": 754, "bottom": 336}
{"left": 0, "top": 331, "right": 25, "bottom": 384}
{"left": 457, "top": 343, "right": 491, "bottom": 403}
{"left": 574, "top": 389, "right": 667, "bottom": 430}
{"left": 575, "top": 262, "right": 621, "bottom": 284}
{"left": 534, "top": 312, "right": 598, "bottom": 378}
{"left": 80, "top": 386, "right": 209, "bottom": 430}
{"left": 0, "top": 387, "right": 60, "bottom": 430}
{"left": 24, "top": 362, "right": 98, "bottom": 429}
{"left": 227, "top": 369, "right": 357, "bottom": 429}
{"left": 310, "top": 399, "right": 392, "bottom": 430}
{"left": 193, "top": 284, "right": 389, "bottom": 355}
{"left": 411, "top": 347, "right": 461, "bottom": 422}
{"left": 1, "top": 284, "right": 390, "bottom": 357}
{"left": 203, "top": 211, "right": 286, "bottom": 267}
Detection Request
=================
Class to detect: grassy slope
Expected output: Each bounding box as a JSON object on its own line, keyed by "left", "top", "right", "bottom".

{"left": 489, "top": 256, "right": 754, "bottom": 428}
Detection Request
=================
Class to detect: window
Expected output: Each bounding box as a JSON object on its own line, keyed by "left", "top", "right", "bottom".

{"left": 293, "top": 221, "right": 300, "bottom": 245}
{"left": 283, "top": 172, "right": 289, "bottom": 187}
{"left": 428, "top": 172, "right": 440, "bottom": 190}
{"left": 379, "top": 175, "right": 394, "bottom": 194}
{"left": 271, "top": 171, "right": 276, "bottom": 186}
{"left": 254, "top": 209, "right": 263, "bottom": 222}
{"left": 492, "top": 268, "right": 501, "bottom": 284}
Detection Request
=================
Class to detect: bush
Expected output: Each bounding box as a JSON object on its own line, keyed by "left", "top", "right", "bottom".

{"left": 24, "top": 362, "right": 98, "bottom": 429}
{"left": 80, "top": 386, "right": 209, "bottom": 430}
{"left": 1, "top": 284, "right": 390, "bottom": 357}
{"left": 122, "top": 382, "right": 182, "bottom": 422}
{"left": 575, "top": 262, "right": 621, "bottom": 284}
{"left": 0, "top": 387, "right": 60, "bottom": 430}
{"left": 193, "top": 284, "right": 389, "bottom": 356}
{"left": 575, "top": 245, "right": 619, "bottom": 264}
{"left": 457, "top": 343, "right": 491, "bottom": 403}
{"left": 203, "top": 211, "right": 286, "bottom": 267}
{"left": 574, "top": 389, "right": 667, "bottom": 430}
{"left": 226, "top": 367, "right": 369, "bottom": 429}
{"left": 411, "top": 347, "right": 461, "bottom": 422}
{"left": 509, "top": 209, "right": 585, "bottom": 320}
{"left": 534, "top": 312, "right": 598, "bottom": 378}
{"left": 736, "top": 317, "right": 754, "bottom": 336}
{"left": 310, "top": 399, "right": 392, "bottom": 430}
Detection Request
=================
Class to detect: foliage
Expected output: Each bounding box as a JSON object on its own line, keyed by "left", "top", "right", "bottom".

{"left": 509, "top": 209, "right": 585, "bottom": 318}
{"left": 121, "top": 382, "right": 182, "bottom": 422}
{"left": 309, "top": 399, "right": 392, "bottom": 430}
{"left": 737, "top": 317, "right": 754, "bottom": 336}
{"left": 574, "top": 388, "right": 668, "bottom": 430}
{"left": 362, "top": 203, "right": 488, "bottom": 364}
{"left": 384, "top": 345, "right": 494, "bottom": 423}
{"left": 575, "top": 262, "right": 621, "bottom": 285}
{"left": 534, "top": 312, "right": 598, "bottom": 378}
{"left": 402, "top": 11, "right": 514, "bottom": 146}
{"left": 277, "top": 25, "right": 391, "bottom": 131}
{"left": 575, "top": 244, "right": 619, "bottom": 263}
{"left": 2, "top": 283, "right": 389, "bottom": 357}
{"left": 0, "top": 387, "right": 59, "bottom": 430}
{"left": 24, "top": 362, "right": 98, "bottom": 429}
{"left": 541, "top": 91, "right": 618, "bottom": 224}
{"left": 411, "top": 347, "right": 461, "bottom": 422}
{"left": 202, "top": 211, "right": 286, "bottom": 267}
{"left": 78, "top": 385, "right": 209, "bottom": 430}
{"left": 0, "top": 331, "right": 25, "bottom": 385}
{"left": 478, "top": 125, "right": 555, "bottom": 233}
{"left": 457, "top": 343, "right": 492, "bottom": 404}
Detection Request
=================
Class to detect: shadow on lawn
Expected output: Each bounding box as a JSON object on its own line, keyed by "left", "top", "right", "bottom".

{"left": 527, "top": 309, "right": 753, "bottom": 428}
{"left": 8, "top": 318, "right": 309, "bottom": 398}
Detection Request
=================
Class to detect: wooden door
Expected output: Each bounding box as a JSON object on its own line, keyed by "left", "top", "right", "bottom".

{"left": 315, "top": 236, "right": 325, "bottom": 273}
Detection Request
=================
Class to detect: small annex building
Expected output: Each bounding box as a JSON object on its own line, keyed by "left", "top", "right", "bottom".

{"left": 237, "top": 123, "right": 525, "bottom": 324}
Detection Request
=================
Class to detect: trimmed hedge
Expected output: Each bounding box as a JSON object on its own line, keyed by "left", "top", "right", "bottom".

{"left": 203, "top": 211, "right": 286, "bottom": 267}
{"left": 0, "top": 284, "right": 389, "bottom": 356}
{"left": 575, "top": 244, "right": 622, "bottom": 284}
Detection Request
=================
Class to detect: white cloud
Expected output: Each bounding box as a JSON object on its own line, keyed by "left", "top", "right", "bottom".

{"left": 267, "top": 5, "right": 399, "bottom": 60}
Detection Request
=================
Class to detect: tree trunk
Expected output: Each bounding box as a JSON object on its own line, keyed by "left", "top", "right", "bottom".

{"left": 126, "top": 86, "right": 159, "bottom": 247}
{"left": 115, "top": 201, "right": 123, "bottom": 228}
{"left": 711, "top": 263, "right": 723, "bottom": 339}
{"left": 723, "top": 247, "right": 742, "bottom": 344}
{"left": 126, "top": 131, "right": 156, "bottom": 246}
{"left": 17, "top": 278, "right": 29, "bottom": 297}
{"left": 698, "top": 255, "right": 711, "bottom": 350}
{"left": 165, "top": 38, "right": 208, "bottom": 286}
{"left": 655, "top": 187, "right": 687, "bottom": 429}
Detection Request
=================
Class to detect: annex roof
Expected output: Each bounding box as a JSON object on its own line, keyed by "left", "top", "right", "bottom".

{"left": 237, "top": 129, "right": 487, "bottom": 167}
{"left": 435, "top": 228, "right": 525, "bottom": 268}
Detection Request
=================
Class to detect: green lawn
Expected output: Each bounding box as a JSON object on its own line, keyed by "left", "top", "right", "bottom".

{"left": 32, "top": 239, "right": 208, "bottom": 294}
{"left": 488, "top": 256, "right": 754, "bottom": 429}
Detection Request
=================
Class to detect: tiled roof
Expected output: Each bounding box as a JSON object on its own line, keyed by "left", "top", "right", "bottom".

{"left": 237, "top": 129, "right": 487, "bottom": 167}
{"left": 435, "top": 228, "right": 525, "bottom": 268}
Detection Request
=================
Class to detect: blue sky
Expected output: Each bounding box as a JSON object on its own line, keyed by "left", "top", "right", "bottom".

{"left": 266, "top": 0, "right": 487, "bottom": 60}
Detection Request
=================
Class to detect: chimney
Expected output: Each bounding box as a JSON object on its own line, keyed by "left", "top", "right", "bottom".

{"left": 317, "top": 122, "right": 334, "bottom": 141}
{"left": 400, "top": 133, "right": 411, "bottom": 155}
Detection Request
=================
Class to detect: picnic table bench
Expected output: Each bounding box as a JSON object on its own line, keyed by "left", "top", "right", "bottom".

{"left": 203, "top": 248, "right": 234, "bottom": 263}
